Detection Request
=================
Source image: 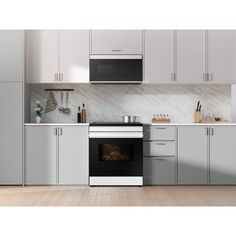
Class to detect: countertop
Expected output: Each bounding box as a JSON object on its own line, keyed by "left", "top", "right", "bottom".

{"left": 24, "top": 122, "right": 236, "bottom": 126}
{"left": 145, "top": 123, "right": 236, "bottom": 126}
{"left": 24, "top": 123, "right": 89, "bottom": 126}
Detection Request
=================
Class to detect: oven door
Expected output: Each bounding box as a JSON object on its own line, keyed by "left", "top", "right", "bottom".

{"left": 89, "top": 138, "right": 143, "bottom": 177}
{"left": 89, "top": 55, "right": 142, "bottom": 83}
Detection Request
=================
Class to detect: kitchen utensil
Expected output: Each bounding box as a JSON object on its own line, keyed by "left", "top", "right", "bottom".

{"left": 194, "top": 111, "right": 201, "bottom": 123}
{"left": 122, "top": 115, "right": 138, "bottom": 123}
{"left": 58, "top": 91, "right": 64, "bottom": 112}
{"left": 129, "top": 116, "right": 137, "bottom": 123}
{"left": 196, "top": 101, "right": 200, "bottom": 111}
{"left": 63, "top": 91, "right": 71, "bottom": 114}
{"left": 45, "top": 91, "right": 57, "bottom": 113}
{"left": 123, "top": 115, "right": 130, "bottom": 123}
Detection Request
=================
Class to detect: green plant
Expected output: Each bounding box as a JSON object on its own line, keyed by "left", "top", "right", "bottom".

{"left": 34, "top": 101, "right": 43, "bottom": 117}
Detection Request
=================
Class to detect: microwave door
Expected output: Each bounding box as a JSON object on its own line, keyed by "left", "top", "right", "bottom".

{"left": 90, "top": 56, "right": 142, "bottom": 83}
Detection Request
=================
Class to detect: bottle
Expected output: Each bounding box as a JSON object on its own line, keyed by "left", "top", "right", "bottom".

{"left": 77, "top": 106, "right": 81, "bottom": 123}
{"left": 81, "top": 103, "right": 87, "bottom": 123}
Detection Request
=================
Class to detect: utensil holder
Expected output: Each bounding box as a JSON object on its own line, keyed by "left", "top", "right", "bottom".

{"left": 194, "top": 111, "right": 201, "bottom": 123}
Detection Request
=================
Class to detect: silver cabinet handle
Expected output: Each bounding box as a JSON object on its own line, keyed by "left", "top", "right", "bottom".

{"left": 155, "top": 143, "right": 166, "bottom": 145}
{"left": 211, "top": 127, "right": 214, "bottom": 136}
{"left": 208, "top": 127, "right": 214, "bottom": 136}
{"left": 55, "top": 73, "right": 58, "bottom": 82}
{"left": 170, "top": 73, "right": 176, "bottom": 82}
{"left": 155, "top": 158, "right": 167, "bottom": 161}
{"left": 59, "top": 73, "right": 63, "bottom": 82}
{"left": 155, "top": 127, "right": 166, "bottom": 130}
{"left": 54, "top": 128, "right": 58, "bottom": 136}
{"left": 112, "top": 49, "right": 121, "bottom": 52}
{"left": 58, "top": 127, "right": 63, "bottom": 136}
{"left": 208, "top": 73, "right": 213, "bottom": 82}
{"left": 205, "top": 127, "right": 208, "bottom": 136}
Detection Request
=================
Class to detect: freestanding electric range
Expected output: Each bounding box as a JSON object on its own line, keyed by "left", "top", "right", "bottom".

{"left": 89, "top": 122, "right": 143, "bottom": 186}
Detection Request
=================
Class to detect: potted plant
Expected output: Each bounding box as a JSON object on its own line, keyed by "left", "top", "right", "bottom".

{"left": 34, "top": 101, "right": 43, "bottom": 123}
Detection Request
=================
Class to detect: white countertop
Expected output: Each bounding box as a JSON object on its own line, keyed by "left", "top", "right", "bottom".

{"left": 145, "top": 123, "right": 236, "bottom": 126}
{"left": 24, "top": 123, "right": 89, "bottom": 126}
{"left": 25, "top": 122, "right": 236, "bottom": 126}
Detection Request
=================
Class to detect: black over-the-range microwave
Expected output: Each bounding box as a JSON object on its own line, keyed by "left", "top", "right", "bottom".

{"left": 89, "top": 55, "right": 143, "bottom": 84}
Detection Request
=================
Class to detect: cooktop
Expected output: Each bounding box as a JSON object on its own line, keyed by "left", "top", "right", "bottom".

{"left": 90, "top": 122, "right": 143, "bottom": 126}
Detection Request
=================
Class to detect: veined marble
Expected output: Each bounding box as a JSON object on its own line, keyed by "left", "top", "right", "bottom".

{"left": 30, "top": 84, "right": 231, "bottom": 123}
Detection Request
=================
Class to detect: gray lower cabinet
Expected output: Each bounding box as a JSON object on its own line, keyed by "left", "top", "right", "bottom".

{"left": 177, "top": 126, "right": 208, "bottom": 184}
{"left": 210, "top": 126, "right": 236, "bottom": 184}
{"left": 25, "top": 125, "right": 89, "bottom": 185}
{"left": 143, "top": 125, "right": 177, "bottom": 185}
{"left": 0, "top": 83, "right": 23, "bottom": 185}
{"left": 25, "top": 126, "right": 57, "bottom": 185}
{"left": 144, "top": 157, "right": 176, "bottom": 185}
{"left": 58, "top": 126, "right": 88, "bottom": 185}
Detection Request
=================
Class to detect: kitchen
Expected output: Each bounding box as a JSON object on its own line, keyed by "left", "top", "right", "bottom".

{"left": 1, "top": 29, "right": 236, "bottom": 204}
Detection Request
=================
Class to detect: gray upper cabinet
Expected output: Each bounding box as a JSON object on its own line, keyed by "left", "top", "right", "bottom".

{"left": 59, "top": 30, "right": 89, "bottom": 83}
{"left": 210, "top": 126, "right": 236, "bottom": 184}
{"left": 91, "top": 30, "right": 142, "bottom": 54}
{"left": 25, "top": 126, "right": 57, "bottom": 185}
{"left": 0, "top": 83, "right": 23, "bottom": 184}
{"left": 26, "top": 30, "right": 89, "bottom": 83}
{"left": 26, "top": 30, "right": 58, "bottom": 83}
{"left": 178, "top": 126, "right": 208, "bottom": 185}
{"left": 176, "top": 30, "right": 205, "bottom": 84}
{"left": 0, "top": 30, "right": 23, "bottom": 82}
{"left": 144, "top": 30, "right": 174, "bottom": 84}
{"left": 207, "top": 30, "right": 235, "bottom": 84}
{"left": 58, "top": 126, "right": 89, "bottom": 185}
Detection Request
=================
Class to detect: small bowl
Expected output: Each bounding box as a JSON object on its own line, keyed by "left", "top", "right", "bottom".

{"left": 214, "top": 117, "right": 221, "bottom": 122}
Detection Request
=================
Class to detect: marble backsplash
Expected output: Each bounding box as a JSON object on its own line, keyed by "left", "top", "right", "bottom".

{"left": 30, "top": 84, "right": 231, "bottom": 123}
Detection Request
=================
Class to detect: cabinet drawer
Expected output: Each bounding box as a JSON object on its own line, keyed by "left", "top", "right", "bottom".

{"left": 144, "top": 126, "right": 176, "bottom": 141}
{"left": 143, "top": 141, "right": 175, "bottom": 156}
{"left": 143, "top": 157, "right": 176, "bottom": 185}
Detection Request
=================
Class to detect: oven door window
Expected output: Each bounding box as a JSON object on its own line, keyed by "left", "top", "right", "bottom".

{"left": 99, "top": 143, "right": 133, "bottom": 161}
{"left": 89, "top": 138, "right": 143, "bottom": 176}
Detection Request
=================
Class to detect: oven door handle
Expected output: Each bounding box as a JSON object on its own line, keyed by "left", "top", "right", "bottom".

{"left": 89, "top": 132, "right": 143, "bottom": 138}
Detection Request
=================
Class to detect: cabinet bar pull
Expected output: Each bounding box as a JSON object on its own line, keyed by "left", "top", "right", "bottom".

{"left": 59, "top": 73, "right": 63, "bottom": 82}
{"left": 112, "top": 49, "right": 121, "bottom": 52}
{"left": 54, "top": 128, "right": 58, "bottom": 136}
{"left": 55, "top": 73, "right": 58, "bottom": 82}
{"left": 58, "top": 127, "right": 63, "bottom": 136}
{"left": 155, "top": 158, "right": 167, "bottom": 161}
{"left": 205, "top": 127, "right": 208, "bottom": 135}
{"left": 155, "top": 127, "right": 166, "bottom": 130}
{"left": 155, "top": 143, "right": 166, "bottom": 145}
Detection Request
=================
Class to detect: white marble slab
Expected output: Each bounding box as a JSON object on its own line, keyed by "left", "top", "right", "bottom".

{"left": 30, "top": 84, "right": 231, "bottom": 123}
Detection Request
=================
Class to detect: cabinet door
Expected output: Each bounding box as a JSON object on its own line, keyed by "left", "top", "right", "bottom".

{"left": 144, "top": 30, "right": 174, "bottom": 83}
{"left": 25, "top": 126, "right": 57, "bottom": 185}
{"left": 0, "top": 30, "right": 23, "bottom": 82}
{"left": 210, "top": 126, "right": 236, "bottom": 184}
{"left": 207, "top": 30, "right": 235, "bottom": 84}
{"left": 177, "top": 30, "right": 205, "bottom": 84}
{"left": 26, "top": 30, "right": 58, "bottom": 83}
{"left": 59, "top": 30, "right": 89, "bottom": 83}
{"left": 0, "top": 83, "right": 23, "bottom": 184}
{"left": 143, "top": 157, "right": 176, "bottom": 185}
{"left": 58, "top": 126, "right": 88, "bottom": 185}
{"left": 91, "top": 30, "right": 142, "bottom": 54}
{"left": 178, "top": 126, "right": 208, "bottom": 184}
